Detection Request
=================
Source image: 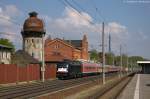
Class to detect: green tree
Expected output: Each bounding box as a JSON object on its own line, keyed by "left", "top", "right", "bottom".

{"left": 105, "top": 53, "right": 115, "bottom": 65}
{"left": 128, "top": 56, "right": 144, "bottom": 67}
{"left": 114, "top": 55, "right": 120, "bottom": 66}
{"left": 114, "top": 54, "right": 130, "bottom": 67}
{"left": 90, "top": 49, "right": 146, "bottom": 68}
{"left": 114, "top": 55, "right": 145, "bottom": 68}
{"left": 90, "top": 49, "right": 99, "bottom": 62}
{"left": 0, "top": 38, "right": 15, "bottom": 52}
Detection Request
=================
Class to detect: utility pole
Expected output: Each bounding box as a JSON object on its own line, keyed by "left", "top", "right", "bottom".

{"left": 41, "top": 34, "right": 45, "bottom": 82}
{"left": 125, "top": 44, "right": 128, "bottom": 74}
{"left": 108, "top": 33, "right": 113, "bottom": 65}
{"left": 108, "top": 33, "right": 111, "bottom": 53}
{"left": 120, "top": 45, "right": 122, "bottom": 78}
{"left": 127, "top": 55, "right": 129, "bottom": 74}
{"left": 112, "top": 53, "right": 115, "bottom": 66}
{"left": 102, "top": 22, "right": 105, "bottom": 84}
{"left": 131, "top": 61, "right": 133, "bottom": 72}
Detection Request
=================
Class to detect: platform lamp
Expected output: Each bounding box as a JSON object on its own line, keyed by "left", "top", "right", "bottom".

{"left": 102, "top": 22, "right": 105, "bottom": 84}
{"left": 41, "top": 33, "right": 45, "bottom": 82}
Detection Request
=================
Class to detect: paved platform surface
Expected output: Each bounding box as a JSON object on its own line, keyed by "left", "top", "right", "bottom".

{"left": 118, "top": 74, "right": 150, "bottom": 99}
{"left": 139, "top": 74, "right": 150, "bottom": 99}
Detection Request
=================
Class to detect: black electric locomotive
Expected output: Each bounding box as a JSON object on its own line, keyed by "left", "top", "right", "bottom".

{"left": 56, "top": 60, "right": 82, "bottom": 79}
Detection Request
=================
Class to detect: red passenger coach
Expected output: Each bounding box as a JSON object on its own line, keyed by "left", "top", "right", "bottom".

{"left": 107, "top": 65, "right": 120, "bottom": 73}
{"left": 81, "top": 62, "right": 101, "bottom": 75}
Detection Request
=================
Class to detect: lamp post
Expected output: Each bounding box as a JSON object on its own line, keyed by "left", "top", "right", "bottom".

{"left": 102, "top": 22, "right": 105, "bottom": 84}
{"left": 125, "top": 45, "right": 129, "bottom": 75}
{"left": 127, "top": 54, "right": 129, "bottom": 74}
{"left": 41, "top": 34, "right": 45, "bottom": 82}
{"left": 120, "top": 44, "right": 122, "bottom": 78}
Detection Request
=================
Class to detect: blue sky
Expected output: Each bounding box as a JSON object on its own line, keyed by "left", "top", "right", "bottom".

{"left": 0, "top": 0, "right": 150, "bottom": 59}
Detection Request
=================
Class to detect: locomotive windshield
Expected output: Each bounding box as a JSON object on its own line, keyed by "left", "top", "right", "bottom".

{"left": 57, "top": 62, "right": 69, "bottom": 73}
{"left": 57, "top": 63, "right": 69, "bottom": 68}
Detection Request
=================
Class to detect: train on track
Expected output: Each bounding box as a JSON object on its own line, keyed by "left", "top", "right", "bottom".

{"left": 56, "top": 59, "right": 125, "bottom": 79}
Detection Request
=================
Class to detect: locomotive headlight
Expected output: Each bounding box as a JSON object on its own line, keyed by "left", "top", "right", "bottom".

{"left": 57, "top": 63, "right": 69, "bottom": 73}
{"left": 57, "top": 67, "right": 68, "bottom": 72}
{"left": 66, "top": 64, "right": 69, "bottom": 68}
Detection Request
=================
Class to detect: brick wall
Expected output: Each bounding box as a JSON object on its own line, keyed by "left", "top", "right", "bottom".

{"left": 45, "top": 39, "right": 74, "bottom": 61}
{"left": 45, "top": 38, "right": 89, "bottom": 61}
{"left": 45, "top": 63, "right": 56, "bottom": 79}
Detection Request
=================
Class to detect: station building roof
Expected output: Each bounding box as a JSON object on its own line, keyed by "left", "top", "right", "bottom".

{"left": 137, "top": 61, "right": 150, "bottom": 64}
{"left": 0, "top": 44, "right": 13, "bottom": 49}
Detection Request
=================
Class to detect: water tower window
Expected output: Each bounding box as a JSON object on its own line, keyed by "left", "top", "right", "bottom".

{"left": 32, "top": 52, "right": 34, "bottom": 57}
{"left": 37, "top": 39, "right": 39, "bottom": 43}
{"left": 32, "top": 39, "right": 34, "bottom": 43}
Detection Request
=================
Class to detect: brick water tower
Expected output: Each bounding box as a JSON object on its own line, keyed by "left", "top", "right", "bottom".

{"left": 21, "top": 11, "right": 46, "bottom": 61}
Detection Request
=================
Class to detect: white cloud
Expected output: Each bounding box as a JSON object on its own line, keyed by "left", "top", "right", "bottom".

{"left": 3, "top": 5, "right": 21, "bottom": 17}
{"left": 138, "top": 31, "right": 147, "bottom": 40}
{"left": 0, "top": 5, "right": 21, "bottom": 27}
{"left": 0, "top": 12, "right": 12, "bottom": 27}
{"left": 43, "top": 7, "right": 127, "bottom": 34}
{"left": 107, "top": 22, "right": 127, "bottom": 34}
{"left": 42, "top": 7, "right": 128, "bottom": 54}
{"left": 0, "top": 5, "right": 22, "bottom": 47}
{"left": 63, "top": 7, "right": 92, "bottom": 27}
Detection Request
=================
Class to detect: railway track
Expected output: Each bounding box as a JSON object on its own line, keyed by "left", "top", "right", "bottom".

{"left": 0, "top": 72, "right": 119, "bottom": 99}
{"left": 87, "top": 73, "right": 134, "bottom": 99}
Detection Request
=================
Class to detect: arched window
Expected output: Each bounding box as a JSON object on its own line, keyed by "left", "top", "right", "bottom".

{"left": 32, "top": 52, "right": 34, "bottom": 57}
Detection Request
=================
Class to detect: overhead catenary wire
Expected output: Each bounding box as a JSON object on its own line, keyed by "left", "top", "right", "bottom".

{"left": 71, "top": 0, "right": 87, "bottom": 14}
{"left": 0, "top": 1, "right": 22, "bottom": 39}
{"left": 65, "top": 0, "right": 95, "bottom": 25}
{"left": 58, "top": 0, "right": 95, "bottom": 25}
{"left": 0, "top": 32, "right": 20, "bottom": 36}
{"left": 0, "top": 1, "right": 22, "bottom": 27}
{"left": 0, "top": 15, "right": 21, "bottom": 39}
{"left": 0, "top": 32, "right": 22, "bottom": 41}
{"left": 71, "top": 0, "right": 106, "bottom": 24}
{"left": 0, "top": 16, "right": 21, "bottom": 27}
{"left": 0, "top": 0, "right": 107, "bottom": 44}
{"left": 90, "top": 1, "right": 106, "bottom": 23}
{"left": 90, "top": 1, "right": 113, "bottom": 57}
{"left": 0, "top": 1, "right": 40, "bottom": 38}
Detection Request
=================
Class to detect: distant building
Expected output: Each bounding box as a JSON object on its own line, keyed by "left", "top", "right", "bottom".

{"left": 45, "top": 35, "right": 89, "bottom": 62}
{"left": 21, "top": 11, "right": 46, "bottom": 61}
{"left": 0, "top": 44, "right": 12, "bottom": 64}
{"left": 137, "top": 61, "right": 150, "bottom": 74}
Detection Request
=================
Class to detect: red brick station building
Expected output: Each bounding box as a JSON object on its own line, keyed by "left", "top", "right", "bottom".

{"left": 45, "top": 35, "right": 89, "bottom": 62}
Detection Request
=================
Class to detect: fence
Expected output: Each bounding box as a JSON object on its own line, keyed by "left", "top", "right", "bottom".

{"left": 0, "top": 64, "right": 56, "bottom": 84}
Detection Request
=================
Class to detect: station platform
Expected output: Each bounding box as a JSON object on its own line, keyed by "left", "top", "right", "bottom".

{"left": 118, "top": 74, "right": 150, "bottom": 99}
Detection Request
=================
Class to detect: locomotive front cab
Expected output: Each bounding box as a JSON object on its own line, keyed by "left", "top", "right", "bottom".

{"left": 57, "top": 62, "right": 69, "bottom": 79}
